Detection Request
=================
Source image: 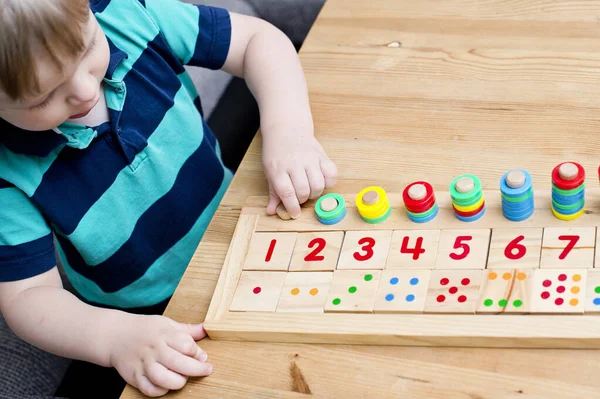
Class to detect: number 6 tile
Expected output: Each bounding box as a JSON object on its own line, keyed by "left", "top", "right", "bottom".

{"left": 337, "top": 230, "right": 393, "bottom": 270}
{"left": 487, "top": 228, "right": 543, "bottom": 269}
{"left": 434, "top": 229, "right": 491, "bottom": 270}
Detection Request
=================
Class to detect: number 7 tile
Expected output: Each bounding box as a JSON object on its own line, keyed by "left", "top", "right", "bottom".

{"left": 434, "top": 229, "right": 491, "bottom": 270}
{"left": 540, "top": 227, "right": 596, "bottom": 269}
{"left": 337, "top": 230, "right": 393, "bottom": 270}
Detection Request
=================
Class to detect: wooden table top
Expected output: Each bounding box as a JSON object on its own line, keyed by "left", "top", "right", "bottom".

{"left": 122, "top": 0, "right": 600, "bottom": 397}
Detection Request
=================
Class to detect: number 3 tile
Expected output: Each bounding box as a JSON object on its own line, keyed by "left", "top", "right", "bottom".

{"left": 337, "top": 230, "right": 393, "bottom": 270}
{"left": 434, "top": 229, "right": 491, "bottom": 270}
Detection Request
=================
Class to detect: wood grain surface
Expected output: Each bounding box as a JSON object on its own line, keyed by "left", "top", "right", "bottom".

{"left": 122, "top": 0, "right": 600, "bottom": 397}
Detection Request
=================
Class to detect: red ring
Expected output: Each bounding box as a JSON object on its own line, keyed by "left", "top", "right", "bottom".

{"left": 452, "top": 201, "right": 485, "bottom": 217}
{"left": 403, "top": 181, "right": 435, "bottom": 210}
{"left": 552, "top": 162, "right": 584, "bottom": 190}
{"left": 405, "top": 197, "right": 435, "bottom": 213}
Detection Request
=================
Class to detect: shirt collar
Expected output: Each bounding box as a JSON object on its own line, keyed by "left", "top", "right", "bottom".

{"left": 0, "top": 38, "right": 129, "bottom": 157}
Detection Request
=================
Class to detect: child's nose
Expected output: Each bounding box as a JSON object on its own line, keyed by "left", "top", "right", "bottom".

{"left": 67, "top": 73, "right": 97, "bottom": 105}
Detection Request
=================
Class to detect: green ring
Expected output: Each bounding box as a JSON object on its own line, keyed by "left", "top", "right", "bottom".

{"left": 361, "top": 206, "right": 391, "bottom": 224}
{"left": 407, "top": 203, "right": 438, "bottom": 219}
{"left": 451, "top": 192, "right": 483, "bottom": 207}
{"left": 449, "top": 174, "right": 483, "bottom": 203}
{"left": 552, "top": 198, "right": 584, "bottom": 211}
{"left": 552, "top": 183, "right": 585, "bottom": 196}
{"left": 501, "top": 190, "right": 533, "bottom": 203}
{"left": 315, "top": 193, "right": 346, "bottom": 220}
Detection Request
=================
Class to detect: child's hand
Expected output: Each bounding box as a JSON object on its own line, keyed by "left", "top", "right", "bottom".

{"left": 262, "top": 129, "right": 337, "bottom": 219}
{"left": 109, "top": 314, "right": 212, "bottom": 397}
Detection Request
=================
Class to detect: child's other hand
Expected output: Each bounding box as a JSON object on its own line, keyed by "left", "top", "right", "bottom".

{"left": 109, "top": 314, "right": 212, "bottom": 397}
{"left": 262, "top": 130, "right": 337, "bottom": 219}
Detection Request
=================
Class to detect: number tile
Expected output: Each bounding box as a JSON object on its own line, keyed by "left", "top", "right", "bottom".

{"left": 434, "top": 229, "right": 491, "bottom": 270}
{"left": 289, "top": 232, "right": 344, "bottom": 271}
{"left": 540, "top": 227, "right": 595, "bottom": 269}
{"left": 337, "top": 230, "right": 393, "bottom": 270}
{"left": 487, "top": 228, "right": 542, "bottom": 269}
{"left": 243, "top": 232, "right": 298, "bottom": 271}
{"left": 386, "top": 230, "right": 441, "bottom": 270}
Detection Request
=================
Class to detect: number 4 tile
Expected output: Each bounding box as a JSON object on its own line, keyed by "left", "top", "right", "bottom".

{"left": 434, "top": 229, "right": 491, "bottom": 270}
{"left": 540, "top": 227, "right": 596, "bottom": 269}
{"left": 337, "top": 230, "right": 393, "bottom": 270}
{"left": 385, "top": 230, "right": 441, "bottom": 269}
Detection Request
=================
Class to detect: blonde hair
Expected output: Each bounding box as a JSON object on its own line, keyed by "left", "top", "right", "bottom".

{"left": 0, "top": 0, "right": 90, "bottom": 101}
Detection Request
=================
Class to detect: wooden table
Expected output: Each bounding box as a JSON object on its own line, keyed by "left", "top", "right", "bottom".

{"left": 122, "top": 0, "right": 600, "bottom": 396}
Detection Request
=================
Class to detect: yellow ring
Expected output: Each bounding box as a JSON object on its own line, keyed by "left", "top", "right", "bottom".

{"left": 358, "top": 198, "right": 390, "bottom": 219}
{"left": 551, "top": 206, "right": 585, "bottom": 221}
{"left": 356, "top": 186, "right": 389, "bottom": 215}
{"left": 452, "top": 195, "right": 485, "bottom": 213}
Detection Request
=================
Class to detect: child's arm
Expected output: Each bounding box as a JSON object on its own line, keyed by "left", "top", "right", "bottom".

{"left": 222, "top": 13, "right": 338, "bottom": 219}
{"left": 0, "top": 268, "right": 211, "bottom": 397}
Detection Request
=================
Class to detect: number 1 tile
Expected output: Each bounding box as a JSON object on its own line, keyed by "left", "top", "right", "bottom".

{"left": 243, "top": 232, "right": 297, "bottom": 271}
{"left": 434, "top": 229, "right": 491, "bottom": 270}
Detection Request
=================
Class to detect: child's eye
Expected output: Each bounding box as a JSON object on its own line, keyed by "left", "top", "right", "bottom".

{"left": 30, "top": 95, "right": 52, "bottom": 111}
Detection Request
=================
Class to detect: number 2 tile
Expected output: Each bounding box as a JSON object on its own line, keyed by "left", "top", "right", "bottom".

{"left": 487, "top": 228, "right": 542, "bottom": 269}
{"left": 385, "top": 230, "right": 441, "bottom": 270}
{"left": 289, "top": 232, "right": 344, "bottom": 271}
{"left": 434, "top": 229, "right": 491, "bottom": 270}
{"left": 337, "top": 230, "right": 393, "bottom": 270}
{"left": 540, "top": 227, "right": 596, "bottom": 269}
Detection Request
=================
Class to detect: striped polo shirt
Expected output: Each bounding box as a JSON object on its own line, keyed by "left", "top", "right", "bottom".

{"left": 0, "top": 0, "right": 233, "bottom": 309}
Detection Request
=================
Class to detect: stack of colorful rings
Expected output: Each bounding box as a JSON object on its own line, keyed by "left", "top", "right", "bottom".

{"left": 500, "top": 169, "right": 534, "bottom": 221}
{"left": 314, "top": 193, "right": 347, "bottom": 225}
{"left": 402, "top": 181, "right": 438, "bottom": 223}
{"left": 450, "top": 174, "right": 485, "bottom": 222}
{"left": 355, "top": 186, "right": 391, "bottom": 224}
{"left": 551, "top": 162, "right": 585, "bottom": 221}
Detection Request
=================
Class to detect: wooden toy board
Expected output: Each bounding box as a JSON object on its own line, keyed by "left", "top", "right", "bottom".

{"left": 204, "top": 188, "right": 600, "bottom": 348}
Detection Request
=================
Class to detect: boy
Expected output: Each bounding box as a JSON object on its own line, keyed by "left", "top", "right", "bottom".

{"left": 0, "top": 0, "right": 337, "bottom": 397}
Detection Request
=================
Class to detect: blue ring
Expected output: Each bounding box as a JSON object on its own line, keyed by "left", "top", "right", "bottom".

{"left": 317, "top": 208, "right": 347, "bottom": 225}
{"left": 500, "top": 169, "right": 533, "bottom": 197}
{"left": 551, "top": 190, "right": 584, "bottom": 205}
{"left": 408, "top": 204, "right": 439, "bottom": 223}
{"left": 454, "top": 206, "right": 485, "bottom": 222}
{"left": 502, "top": 206, "right": 535, "bottom": 219}
{"left": 502, "top": 199, "right": 534, "bottom": 211}
{"left": 504, "top": 209, "right": 534, "bottom": 222}
{"left": 551, "top": 203, "right": 584, "bottom": 216}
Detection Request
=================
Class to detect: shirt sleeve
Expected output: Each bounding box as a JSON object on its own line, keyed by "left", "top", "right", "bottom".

{"left": 143, "top": 0, "right": 232, "bottom": 70}
{"left": 0, "top": 179, "right": 57, "bottom": 281}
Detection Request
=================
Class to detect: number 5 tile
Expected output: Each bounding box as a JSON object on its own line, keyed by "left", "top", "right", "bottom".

{"left": 540, "top": 227, "right": 596, "bottom": 269}
{"left": 337, "top": 230, "right": 393, "bottom": 270}
{"left": 434, "top": 229, "right": 491, "bottom": 270}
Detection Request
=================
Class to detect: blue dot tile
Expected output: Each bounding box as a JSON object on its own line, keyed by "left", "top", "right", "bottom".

{"left": 594, "top": 298, "right": 600, "bottom": 306}
{"left": 409, "top": 277, "right": 419, "bottom": 286}
{"left": 390, "top": 277, "right": 399, "bottom": 285}
{"left": 405, "top": 294, "right": 415, "bottom": 302}
{"left": 385, "top": 293, "right": 395, "bottom": 301}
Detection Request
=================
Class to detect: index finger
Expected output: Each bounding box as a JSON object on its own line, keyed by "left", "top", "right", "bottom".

{"left": 271, "top": 173, "right": 301, "bottom": 218}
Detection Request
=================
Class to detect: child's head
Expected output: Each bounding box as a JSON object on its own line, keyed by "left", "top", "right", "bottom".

{"left": 0, "top": 0, "right": 110, "bottom": 132}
